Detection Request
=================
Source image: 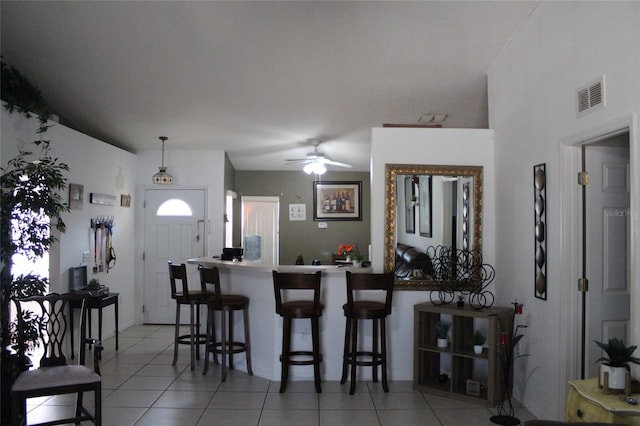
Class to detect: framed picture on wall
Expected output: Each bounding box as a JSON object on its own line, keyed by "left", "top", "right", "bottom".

{"left": 69, "top": 183, "right": 84, "bottom": 210}
{"left": 313, "top": 181, "right": 362, "bottom": 221}
{"left": 405, "top": 177, "right": 415, "bottom": 233}
{"left": 419, "top": 175, "right": 432, "bottom": 237}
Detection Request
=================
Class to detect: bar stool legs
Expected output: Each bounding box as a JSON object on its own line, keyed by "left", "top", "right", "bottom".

{"left": 279, "top": 316, "right": 322, "bottom": 393}
{"left": 341, "top": 316, "right": 389, "bottom": 394}
{"left": 203, "top": 303, "right": 253, "bottom": 381}
{"left": 172, "top": 300, "right": 203, "bottom": 371}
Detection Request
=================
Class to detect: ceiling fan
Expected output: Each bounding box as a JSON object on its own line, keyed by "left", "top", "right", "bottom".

{"left": 285, "top": 139, "right": 352, "bottom": 175}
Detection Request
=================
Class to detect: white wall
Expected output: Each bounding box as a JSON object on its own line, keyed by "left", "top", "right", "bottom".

{"left": 1, "top": 109, "right": 138, "bottom": 336}
{"left": 488, "top": 2, "right": 640, "bottom": 420}
{"left": 370, "top": 127, "right": 495, "bottom": 380}
{"left": 134, "top": 149, "right": 226, "bottom": 323}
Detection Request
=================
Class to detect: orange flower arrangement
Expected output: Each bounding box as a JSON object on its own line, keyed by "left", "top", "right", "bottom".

{"left": 337, "top": 244, "right": 354, "bottom": 256}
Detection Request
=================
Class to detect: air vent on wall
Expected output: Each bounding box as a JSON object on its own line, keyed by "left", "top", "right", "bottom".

{"left": 576, "top": 76, "right": 605, "bottom": 116}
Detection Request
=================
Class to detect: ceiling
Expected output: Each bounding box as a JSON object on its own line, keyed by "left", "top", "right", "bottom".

{"left": 1, "top": 1, "right": 536, "bottom": 172}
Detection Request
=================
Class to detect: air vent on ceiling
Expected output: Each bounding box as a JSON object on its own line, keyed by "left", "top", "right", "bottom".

{"left": 576, "top": 76, "right": 605, "bottom": 116}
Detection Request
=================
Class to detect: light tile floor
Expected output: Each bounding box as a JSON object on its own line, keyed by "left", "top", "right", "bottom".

{"left": 25, "top": 325, "right": 536, "bottom": 425}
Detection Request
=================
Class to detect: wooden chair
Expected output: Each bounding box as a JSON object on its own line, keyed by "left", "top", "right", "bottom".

{"left": 340, "top": 271, "right": 394, "bottom": 394}
{"left": 11, "top": 292, "right": 102, "bottom": 426}
{"left": 199, "top": 266, "right": 253, "bottom": 381}
{"left": 168, "top": 261, "right": 208, "bottom": 370}
{"left": 272, "top": 270, "right": 324, "bottom": 393}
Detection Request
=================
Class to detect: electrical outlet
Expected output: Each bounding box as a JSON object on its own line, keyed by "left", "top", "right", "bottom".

{"left": 299, "top": 328, "right": 308, "bottom": 340}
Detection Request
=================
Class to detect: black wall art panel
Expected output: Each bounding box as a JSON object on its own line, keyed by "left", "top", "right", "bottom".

{"left": 534, "top": 163, "right": 547, "bottom": 300}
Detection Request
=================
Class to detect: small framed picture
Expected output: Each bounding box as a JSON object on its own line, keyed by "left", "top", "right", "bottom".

{"left": 288, "top": 203, "right": 306, "bottom": 221}
{"left": 69, "top": 183, "right": 84, "bottom": 210}
{"left": 121, "top": 194, "right": 132, "bottom": 208}
{"left": 466, "top": 379, "right": 481, "bottom": 397}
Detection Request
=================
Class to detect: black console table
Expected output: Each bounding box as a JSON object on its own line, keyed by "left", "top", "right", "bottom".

{"left": 70, "top": 292, "right": 119, "bottom": 358}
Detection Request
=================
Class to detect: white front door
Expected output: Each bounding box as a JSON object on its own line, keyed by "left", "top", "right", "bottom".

{"left": 585, "top": 138, "right": 631, "bottom": 378}
{"left": 144, "top": 188, "right": 206, "bottom": 324}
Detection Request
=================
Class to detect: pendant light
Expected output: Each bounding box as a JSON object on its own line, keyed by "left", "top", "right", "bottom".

{"left": 152, "top": 136, "right": 173, "bottom": 184}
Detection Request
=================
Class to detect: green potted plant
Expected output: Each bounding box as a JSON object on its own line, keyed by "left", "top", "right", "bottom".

{"left": 594, "top": 338, "right": 640, "bottom": 390}
{"left": 435, "top": 321, "right": 450, "bottom": 348}
{"left": 470, "top": 330, "right": 486, "bottom": 354}
{"left": 349, "top": 252, "right": 364, "bottom": 268}
{"left": 1, "top": 61, "right": 69, "bottom": 423}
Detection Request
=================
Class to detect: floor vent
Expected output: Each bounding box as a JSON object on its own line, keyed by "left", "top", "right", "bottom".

{"left": 577, "top": 76, "right": 605, "bottom": 116}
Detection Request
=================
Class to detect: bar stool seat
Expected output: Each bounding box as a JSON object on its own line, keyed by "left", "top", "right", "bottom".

{"left": 168, "top": 261, "right": 209, "bottom": 371}
{"left": 199, "top": 266, "right": 252, "bottom": 381}
{"left": 272, "top": 270, "right": 324, "bottom": 393}
{"left": 341, "top": 270, "right": 394, "bottom": 394}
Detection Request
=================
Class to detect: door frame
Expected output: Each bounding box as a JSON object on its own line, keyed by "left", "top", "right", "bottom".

{"left": 560, "top": 113, "right": 639, "bottom": 386}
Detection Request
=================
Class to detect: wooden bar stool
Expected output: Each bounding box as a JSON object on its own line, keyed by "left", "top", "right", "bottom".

{"left": 199, "top": 265, "right": 253, "bottom": 381}
{"left": 340, "top": 271, "right": 394, "bottom": 394}
{"left": 272, "top": 270, "right": 324, "bottom": 393}
{"left": 168, "top": 261, "right": 208, "bottom": 370}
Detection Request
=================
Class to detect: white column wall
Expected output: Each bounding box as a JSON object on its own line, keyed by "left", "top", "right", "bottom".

{"left": 487, "top": 2, "right": 640, "bottom": 420}
{"left": 370, "top": 127, "right": 495, "bottom": 381}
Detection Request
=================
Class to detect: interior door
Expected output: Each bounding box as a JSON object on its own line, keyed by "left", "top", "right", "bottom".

{"left": 241, "top": 196, "right": 279, "bottom": 265}
{"left": 144, "top": 188, "right": 206, "bottom": 324}
{"left": 584, "top": 137, "right": 631, "bottom": 378}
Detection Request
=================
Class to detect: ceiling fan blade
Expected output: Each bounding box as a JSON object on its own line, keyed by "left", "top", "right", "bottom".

{"left": 321, "top": 159, "right": 353, "bottom": 168}
{"left": 285, "top": 159, "right": 311, "bottom": 165}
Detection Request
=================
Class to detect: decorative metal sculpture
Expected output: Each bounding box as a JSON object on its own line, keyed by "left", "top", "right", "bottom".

{"left": 426, "top": 245, "right": 496, "bottom": 309}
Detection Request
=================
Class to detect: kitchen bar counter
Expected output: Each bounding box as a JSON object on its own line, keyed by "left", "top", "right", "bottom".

{"left": 187, "top": 257, "right": 376, "bottom": 382}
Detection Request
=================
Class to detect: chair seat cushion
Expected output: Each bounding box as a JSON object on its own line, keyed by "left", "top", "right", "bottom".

{"left": 207, "top": 294, "right": 250, "bottom": 310}
{"left": 280, "top": 300, "right": 324, "bottom": 318}
{"left": 12, "top": 365, "right": 100, "bottom": 394}
{"left": 343, "top": 301, "right": 388, "bottom": 319}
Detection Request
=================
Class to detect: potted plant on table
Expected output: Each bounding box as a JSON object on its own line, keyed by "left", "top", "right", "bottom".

{"left": 435, "top": 321, "right": 450, "bottom": 348}
{"left": 594, "top": 338, "right": 640, "bottom": 391}
{"left": 349, "top": 252, "right": 364, "bottom": 268}
{"left": 470, "top": 330, "right": 486, "bottom": 354}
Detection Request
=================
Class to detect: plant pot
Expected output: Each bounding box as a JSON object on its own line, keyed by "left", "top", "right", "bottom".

{"left": 474, "top": 345, "right": 483, "bottom": 355}
{"left": 351, "top": 260, "right": 362, "bottom": 268}
{"left": 437, "top": 338, "right": 448, "bottom": 348}
{"left": 600, "top": 364, "right": 628, "bottom": 390}
{"left": 457, "top": 301, "right": 465, "bottom": 308}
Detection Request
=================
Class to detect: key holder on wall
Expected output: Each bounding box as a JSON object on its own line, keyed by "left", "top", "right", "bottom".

{"left": 90, "top": 216, "right": 116, "bottom": 273}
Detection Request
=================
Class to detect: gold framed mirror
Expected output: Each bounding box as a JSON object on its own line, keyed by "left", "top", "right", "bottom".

{"left": 384, "top": 164, "right": 484, "bottom": 289}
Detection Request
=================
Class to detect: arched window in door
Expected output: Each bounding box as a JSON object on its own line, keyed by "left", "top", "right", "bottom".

{"left": 156, "top": 198, "right": 193, "bottom": 216}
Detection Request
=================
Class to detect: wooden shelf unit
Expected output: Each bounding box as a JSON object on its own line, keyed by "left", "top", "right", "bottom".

{"left": 413, "top": 303, "right": 514, "bottom": 406}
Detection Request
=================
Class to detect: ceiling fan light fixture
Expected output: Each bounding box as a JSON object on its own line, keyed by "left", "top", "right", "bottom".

{"left": 303, "top": 161, "right": 326, "bottom": 175}
{"left": 152, "top": 136, "right": 173, "bottom": 185}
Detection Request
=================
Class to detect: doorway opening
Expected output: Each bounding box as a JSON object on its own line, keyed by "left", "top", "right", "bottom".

{"left": 579, "top": 131, "right": 631, "bottom": 379}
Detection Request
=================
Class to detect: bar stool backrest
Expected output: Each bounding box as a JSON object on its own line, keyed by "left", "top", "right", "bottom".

{"left": 168, "top": 261, "right": 193, "bottom": 298}
{"left": 198, "top": 265, "right": 222, "bottom": 305}
{"left": 272, "top": 270, "right": 322, "bottom": 315}
{"left": 345, "top": 271, "right": 395, "bottom": 315}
